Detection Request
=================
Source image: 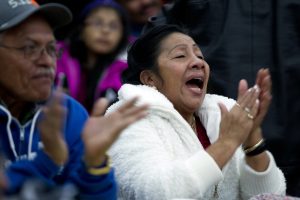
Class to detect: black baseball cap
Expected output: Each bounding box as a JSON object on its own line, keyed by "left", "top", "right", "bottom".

{"left": 0, "top": 0, "right": 72, "bottom": 32}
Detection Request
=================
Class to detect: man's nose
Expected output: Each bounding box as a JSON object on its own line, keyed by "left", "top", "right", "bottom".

{"left": 36, "top": 48, "right": 55, "bottom": 66}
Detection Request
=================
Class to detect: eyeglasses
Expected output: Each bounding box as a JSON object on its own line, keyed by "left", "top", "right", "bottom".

{"left": 85, "top": 20, "right": 122, "bottom": 32}
{"left": 0, "top": 43, "right": 63, "bottom": 60}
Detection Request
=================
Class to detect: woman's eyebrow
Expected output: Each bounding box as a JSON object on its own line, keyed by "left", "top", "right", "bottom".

{"left": 192, "top": 43, "right": 203, "bottom": 55}
{"left": 193, "top": 43, "right": 201, "bottom": 50}
{"left": 167, "top": 44, "right": 188, "bottom": 55}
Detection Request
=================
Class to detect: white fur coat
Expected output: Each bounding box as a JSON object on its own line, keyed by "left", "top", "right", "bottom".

{"left": 108, "top": 84, "right": 286, "bottom": 200}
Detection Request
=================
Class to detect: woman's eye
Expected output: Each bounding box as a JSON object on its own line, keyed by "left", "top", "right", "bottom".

{"left": 197, "top": 55, "right": 204, "bottom": 60}
{"left": 174, "top": 55, "right": 185, "bottom": 59}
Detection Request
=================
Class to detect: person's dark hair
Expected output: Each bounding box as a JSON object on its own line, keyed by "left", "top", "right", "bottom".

{"left": 68, "top": 1, "right": 129, "bottom": 65}
{"left": 123, "top": 24, "right": 187, "bottom": 85}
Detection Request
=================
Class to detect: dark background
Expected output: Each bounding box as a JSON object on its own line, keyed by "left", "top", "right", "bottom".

{"left": 38, "top": 0, "right": 92, "bottom": 40}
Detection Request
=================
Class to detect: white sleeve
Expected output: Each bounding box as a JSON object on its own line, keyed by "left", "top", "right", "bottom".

{"left": 239, "top": 151, "right": 286, "bottom": 199}
{"left": 109, "top": 119, "right": 223, "bottom": 200}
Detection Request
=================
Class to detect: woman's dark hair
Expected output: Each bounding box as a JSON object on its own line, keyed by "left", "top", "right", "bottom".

{"left": 68, "top": 1, "right": 129, "bottom": 64}
{"left": 123, "top": 24, "right": 187, "bottom": 85}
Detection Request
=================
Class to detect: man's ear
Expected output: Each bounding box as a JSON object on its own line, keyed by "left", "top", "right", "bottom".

{"left": 140, "top": 70, "right": 157, "bottom": 87}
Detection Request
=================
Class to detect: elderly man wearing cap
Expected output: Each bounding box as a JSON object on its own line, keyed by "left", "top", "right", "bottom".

{"left": 0, "top": 0, "right": 148, "bottom": 199}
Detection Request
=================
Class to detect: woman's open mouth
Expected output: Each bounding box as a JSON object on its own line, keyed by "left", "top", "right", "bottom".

{"left": 185, "top": 76, "right": 204, "bottom": 95}
{"left": 186, "top": 78, "right": 204, "bottom": 89}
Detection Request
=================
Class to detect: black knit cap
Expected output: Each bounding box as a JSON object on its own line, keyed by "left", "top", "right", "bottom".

{"left": 79, "top": 0, "right": 125, "bottom": 21}
{"left": 0, "top": 0, "right": 72, "bottom": 32}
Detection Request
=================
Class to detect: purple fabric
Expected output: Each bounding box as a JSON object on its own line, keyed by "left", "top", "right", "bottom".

{"left": 95, "top": 60, "right": 127, "bottom": 98}
{"left": 250, "top": 193, "right": 300, "bottom": 200}
{"left": 56, "top": 42, "right": 127, "bottom": 103}
{"left": 56, "top": 42, "right": 81, "bottom": 99}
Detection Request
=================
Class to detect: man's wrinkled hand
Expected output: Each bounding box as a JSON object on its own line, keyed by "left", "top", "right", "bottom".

{"left": 82, "top": 97, "right": 148, "bottom": 167}
{"left": 38, "top": 89, "right": 68, "bottom": 165}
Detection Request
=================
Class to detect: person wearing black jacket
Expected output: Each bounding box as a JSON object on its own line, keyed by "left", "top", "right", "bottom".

{"left": 144, "top": 0, "right": 300, "bottom": 196}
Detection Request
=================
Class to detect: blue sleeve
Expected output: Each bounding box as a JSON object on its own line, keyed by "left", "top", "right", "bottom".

{"left": 4, "top": 150, "right": 61, "bottom": 194}
{"left": 63, "top": 96, "right": 117, "bottom": 200}
{"left": 70, "top": 162, "right": 117, "bottom": 200}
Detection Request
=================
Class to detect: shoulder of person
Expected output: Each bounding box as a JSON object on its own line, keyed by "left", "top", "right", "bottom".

{"left": 116, "top": 84, "right": 173, "bottom": 108}
{"left": 108, "top": 59, "right": 128, "bottom": 71}
{"left": 63, "top": 94, "right": 88, "bottom": 119}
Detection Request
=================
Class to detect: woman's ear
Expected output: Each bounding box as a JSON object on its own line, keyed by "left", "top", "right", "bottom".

{"left": 140, "top": 70, "right": 157, "bottom": 87}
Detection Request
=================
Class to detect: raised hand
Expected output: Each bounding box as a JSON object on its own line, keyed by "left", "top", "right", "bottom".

{"left": 82, "top": 97, "right": 148, "bottom": 167}
{"left": 207, "top": 80, "right": 260, "bottom": 168}
{"left": 253, "top": 68, "right": 272, "bottom": 130}
{"left": 38, "top": 88, "right": 68, "bottom": 165}
{"left": 238, "top": 69, "right": 272, "bottom": 171}
{"left": 218, "top": 79, "right": 260, "bottom": 147}
{"left": 243, "top": 68, "right": 272, "bottom": 151}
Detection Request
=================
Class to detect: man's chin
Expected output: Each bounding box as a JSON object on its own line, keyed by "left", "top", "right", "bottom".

{"left": 30, "top": 91, "right": 52, "bottom": 103}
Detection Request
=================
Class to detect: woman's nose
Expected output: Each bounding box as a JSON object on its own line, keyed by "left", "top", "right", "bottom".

{"left": 190, "top": 55, "right": 205, "bottom": 69}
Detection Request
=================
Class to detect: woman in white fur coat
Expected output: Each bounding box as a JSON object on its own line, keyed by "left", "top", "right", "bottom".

{"left": 107, "top": 25, "right": 286, "bottom": 200}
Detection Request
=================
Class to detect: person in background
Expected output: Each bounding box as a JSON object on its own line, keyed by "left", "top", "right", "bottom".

{"left": 0, "top": 0, "right": 148, "bottom": 199}
{"left": 115, "top": 0, "right": 162, "bottom": 38}
{"left": 56, "top": 0, "right": 129, "bottom": 112}
{"left": 107, "top": 25, "right": 286, "bottom": 199}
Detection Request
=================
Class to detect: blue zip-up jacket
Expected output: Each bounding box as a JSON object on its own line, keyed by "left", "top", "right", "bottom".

{"left": 0, "top": 94, "right": 117, "bottom": 199}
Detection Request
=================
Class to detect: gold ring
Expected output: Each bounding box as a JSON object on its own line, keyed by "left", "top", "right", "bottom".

{"left": 244, "top": 107, "right": 250, "bottom": 113}
{"left": 247, "top": 113, "right": 254, "bottom": 120}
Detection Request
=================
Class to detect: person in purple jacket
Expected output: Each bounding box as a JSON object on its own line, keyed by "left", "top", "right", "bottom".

{"left": 0, "top": 0, "right": 148, "bottom": 199}
{"left": 56, "top": 0, "right": 130, "bottom": 112}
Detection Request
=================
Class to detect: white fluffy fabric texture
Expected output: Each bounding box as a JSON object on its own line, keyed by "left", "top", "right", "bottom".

{"left": 108, "top": 84, "right": 286, "bottom": 200}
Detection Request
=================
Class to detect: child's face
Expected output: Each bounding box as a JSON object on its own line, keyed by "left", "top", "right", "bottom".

{"left": 82, "top": 7, "right": 123, "bottom": 55}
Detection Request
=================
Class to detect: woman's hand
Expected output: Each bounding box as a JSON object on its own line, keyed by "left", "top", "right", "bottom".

{"left": 207, "top": 80, "right": 260, "bottom": 168}
{"left": 82, "top": 97, "right": 148, "bottom": 167}
{"left": 241, "top": 69, "right": 272, "bottom": 171}
{"left": 243, "top": 69, "right": 272, "bottom": 147}
{"left": 254, "top": 69, "right": 272, "bottom": 129}
{"left": 218, "top": 79, "right": 260, "bottom": 147}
